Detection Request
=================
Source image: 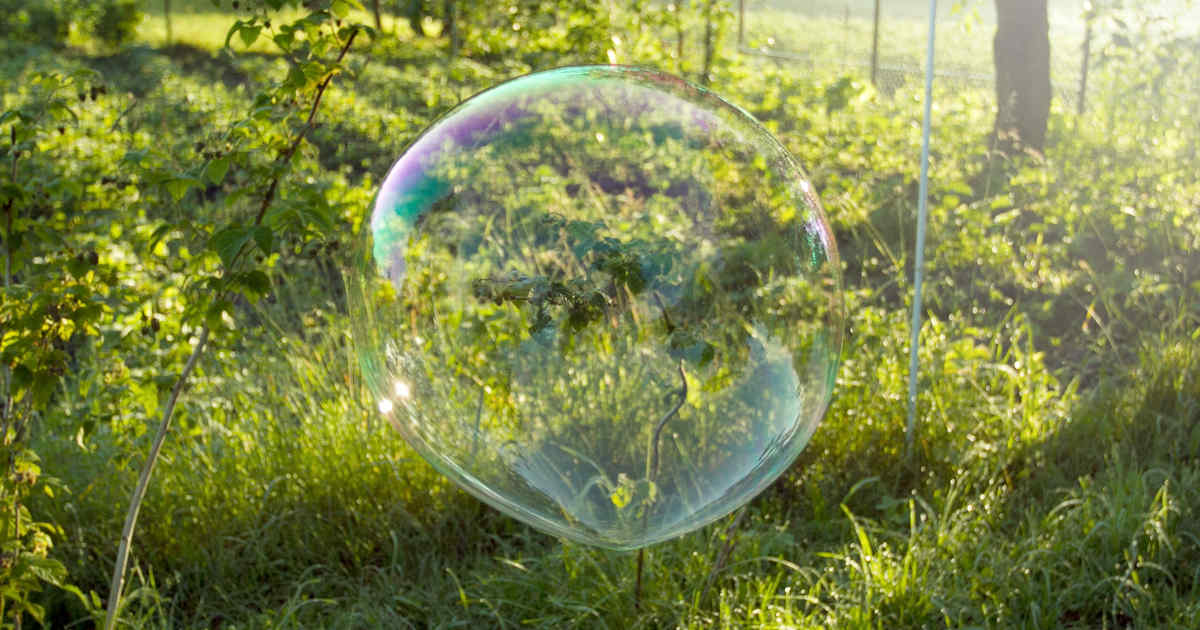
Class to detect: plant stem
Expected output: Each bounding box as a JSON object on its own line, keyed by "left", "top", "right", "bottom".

{"left": 2, "top": 125, "right": 18, "bottom": 458}
{"left": 3, "top": 122, "right": 22, "bottom": 630}
{"left": 250, "top": 28, "right": 359, "bottom": 230}
{"left": 102, "top": 27, "right": 359, "bottom": 630}
{"left": 636, "top": 361, "right": 688, "bottom": 611}
{"left": 647, "top": 361, "right": 686, "bottom": 481}
{"left": 2, "top": 197, "right": 12, "bottom": 436}
{"left": 698, "top": 507, "right": 747, "bottom": 604}
{"left": 103, "top": 326, "right": 209, "bottom": 630}
{"left": 634, "top": 548, "right": 645, "bottom": 611}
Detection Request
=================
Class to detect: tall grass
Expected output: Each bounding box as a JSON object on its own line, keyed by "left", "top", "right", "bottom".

{"left": 21, "top": 1, "right": 1200, "bottom": 626}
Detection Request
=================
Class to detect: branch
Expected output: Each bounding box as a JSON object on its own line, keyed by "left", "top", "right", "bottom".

{"left": 252, "top": 27, "right": 359, "bottom": 228}
{"left": 103, "top": 326, "right": 209, "bottom": 630}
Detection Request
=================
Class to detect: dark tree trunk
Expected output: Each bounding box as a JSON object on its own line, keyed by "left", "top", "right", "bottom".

{"left": 443, "top": 0, "right": 458, "bottom": 58}
{"left": 408, "top": 0, "right": 424, "bottom": 36}
{"left": 371, "top": 0, "right": 382, "bottom": 31}
{"left": 702, "top": 0, "right": 715, "bottom": 85}
{"left": 164, "top": 0, "right": 172, "bottom": 44}
{"left": 992, "top": 0, "right": 1052, "bottom": 154}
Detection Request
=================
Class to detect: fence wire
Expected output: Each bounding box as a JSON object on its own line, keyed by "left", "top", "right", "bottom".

{"left": 735, "top": 0, "right": 1092, "bottom": 107}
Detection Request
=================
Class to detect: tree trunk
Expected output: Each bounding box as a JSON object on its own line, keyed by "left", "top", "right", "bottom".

{"left": 164, "top": 0, "right": 172, "bottom": 44}
{"left": 443, "top": 0, "right": 458, "bottom": 58}
{"left": 408, "top": 0, "right": 424, "bottom": 36}
{"left": 702, "top": 0, "right": 715, "bottom": 85}
{"left": 371, "top": 0, "right": 382, "bottom": 31}
{"left": 992, "top": 0, "right": 1052, "bottom": 154}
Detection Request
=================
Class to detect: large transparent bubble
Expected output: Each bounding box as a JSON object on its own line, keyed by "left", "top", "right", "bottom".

{"left": 347, "top": 66, "right": 842, "bottom": 550}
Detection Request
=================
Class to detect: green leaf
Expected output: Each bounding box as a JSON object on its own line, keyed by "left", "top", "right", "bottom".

{"left": 203, "top": 157, "right": 230, "bottom": 185}
{"left": 121, "top": 148, "right": 149, "bottom": 166}
{"left": 234, "top": 270, "right": 271, "bottom": 298}
{"left": 206, "top": 299, "right": 235, "bottom": 330}
{"left": 10, "top": 364, "right": 32, "bottom": 392}
{"left": 148, "top": 223, "right": 174, "bottom": 253}
{"left": 31, "top": 372, "right": 56, "bottom": 408}
{"left": 61, "top": 178, "right": 84, "bottom": 199}
{"left": 209, "top": 224, "right": 252, "bottom": 268}
{"left": 19, "top": 554, "right": 66, "bottom": 587}
{"left": 239, "top": 25, "right": 262, "bottom": 48}
{"left": 252, "top": 226, "right": 274, "bottom": 254}
{"left": 165, "top": 177, "right": 196, "bottom": 202}
{"left": 331, "top": 0, "right": 352, "bottom": 18}
{"left": 273, "top": 30, "right": 296, "bottom": 49}
{"left": 224, "top": 19, "right": 246, "bottom": 48}
{"left": 74, "top": 303, "right": 104, "bottom": 325}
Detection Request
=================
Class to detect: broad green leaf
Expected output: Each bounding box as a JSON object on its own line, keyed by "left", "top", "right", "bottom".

{"left": 234, "top": 270, "right": 272, "bottom": 298}
{"left": 148, "top": 223, "right": 174, "bottom": 253}
{"left": 165, "top": 177, "right": 196, "bottom": 202}
{"left": 224, "top": 19, "right": 246, "bottom": 48}
{"left": 252, "top": 226, "right": 274, "bottom": 254}
{"left": 239, "top": 25, "right": 262, "bottom": 48}
{"left": 19, "top": 554, "right": 66, "bottom": 587}
{"left": 209, "top": 224, "right": 253, "bottom": 268}
{"left": 203, "top": 157, "right": 230, "bottom": 185}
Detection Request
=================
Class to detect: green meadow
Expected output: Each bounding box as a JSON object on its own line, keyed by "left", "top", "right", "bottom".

{"left": 1, "top": 0, "right": 1197, "bottom": 627}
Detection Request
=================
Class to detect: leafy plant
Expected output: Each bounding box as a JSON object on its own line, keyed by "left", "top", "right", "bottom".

{"left": 94, "top": 0, "right": 144, "bottom": 49}
{"left": 0, "top": 68, "right": 109, "bottom": 628}
{"left": 92, "top": 2, "right": 373, "bottom": 628}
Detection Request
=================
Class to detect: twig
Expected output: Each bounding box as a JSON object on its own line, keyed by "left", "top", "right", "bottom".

{"left": 634, "top": 548, "right": 645, "bottom": 612}
{"left": 102, "top": 326, "right": 209, "bottom": 630}
{"left": 3, "top": 125, "right": 20, "bottom": 464}
{"left": 648, "top": 361, "right": 687, "bottom": 481}
{"left": 698, "top": 507, "right": 748, "bottom": 605}
{"left": 635, "top": 361, "right": 688, "bottom": 611}
{"left": 250, "top": 28, "right": 359, "bottom": 229}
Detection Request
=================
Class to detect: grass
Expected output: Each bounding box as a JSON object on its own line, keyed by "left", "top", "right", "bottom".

{"left": 10, "top": 0, "right": 1200, "bottom": 627}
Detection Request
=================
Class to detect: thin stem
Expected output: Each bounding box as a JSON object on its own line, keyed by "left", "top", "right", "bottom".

{"left": 647, "top": 361, "right": 686, "bottom": 481}
{"left": 103, "top": 26, "right": 360, "bottom": 630}
{"left": 698, "top": 507, "right": 748, "bottom": 604}
{"left": 3, "top": 125, "right": 19, "bottom": 454}
{"left": 103, "top": 326, "right": 209, "bottom": 630}
{"left": 635, "top": 360, "right": 688, "bottom": 611}
{"left": 3, "top": 129, "right": 18, "bottom": 630}
{"left": 250, "top": 28, "right": 359, "bottom": 230}
{"left": 5, "top": 124, "right": 16, "bottom": 289}
{"left": 634, "top": 548, "right": 645, "bottom": 611}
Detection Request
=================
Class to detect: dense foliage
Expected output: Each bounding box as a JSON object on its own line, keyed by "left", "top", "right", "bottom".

{"left": 0, "top": 0, "right": 1196, "bottom": 627}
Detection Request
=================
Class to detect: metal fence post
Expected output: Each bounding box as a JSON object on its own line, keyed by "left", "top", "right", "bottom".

{"left": 871, "top": 0, "right": 882, "bottom": 87}
{"left": 738, "top": 0, "right": 745, "bottom": 48}
{"left": 906, "top": 0, "right": 937, "bottom": 459}
{"left": 1078, "top": 10, "right": 1094, "bottom": 115}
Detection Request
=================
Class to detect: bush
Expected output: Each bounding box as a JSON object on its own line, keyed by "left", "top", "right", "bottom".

{"left": 0, "top": 0, "right": 70, "bottom": 47}
{"left": 93, "top": 0, "right": 142, "bottom": 48}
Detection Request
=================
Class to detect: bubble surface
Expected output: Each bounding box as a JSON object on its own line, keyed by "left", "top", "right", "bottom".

{"left": 348, "top": 66, "right": 843, "bottom": 550}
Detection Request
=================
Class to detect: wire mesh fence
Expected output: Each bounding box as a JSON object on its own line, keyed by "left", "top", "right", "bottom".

{"left": 733, "top": 0, "right": 1102, "bottom": 110}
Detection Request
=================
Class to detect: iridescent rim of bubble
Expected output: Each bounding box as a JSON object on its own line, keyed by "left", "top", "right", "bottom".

{"left": 351, "top": 65, "right": 844, "bottom": 550}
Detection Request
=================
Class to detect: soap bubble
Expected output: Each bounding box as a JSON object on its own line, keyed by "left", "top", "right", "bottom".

{"left": 347, "top": 66, "right": 842, "bottom": 550}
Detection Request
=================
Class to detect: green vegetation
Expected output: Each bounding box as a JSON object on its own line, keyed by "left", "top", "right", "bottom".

{"left": 0, "top": 0, "right": 1196, "bottom": 627}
